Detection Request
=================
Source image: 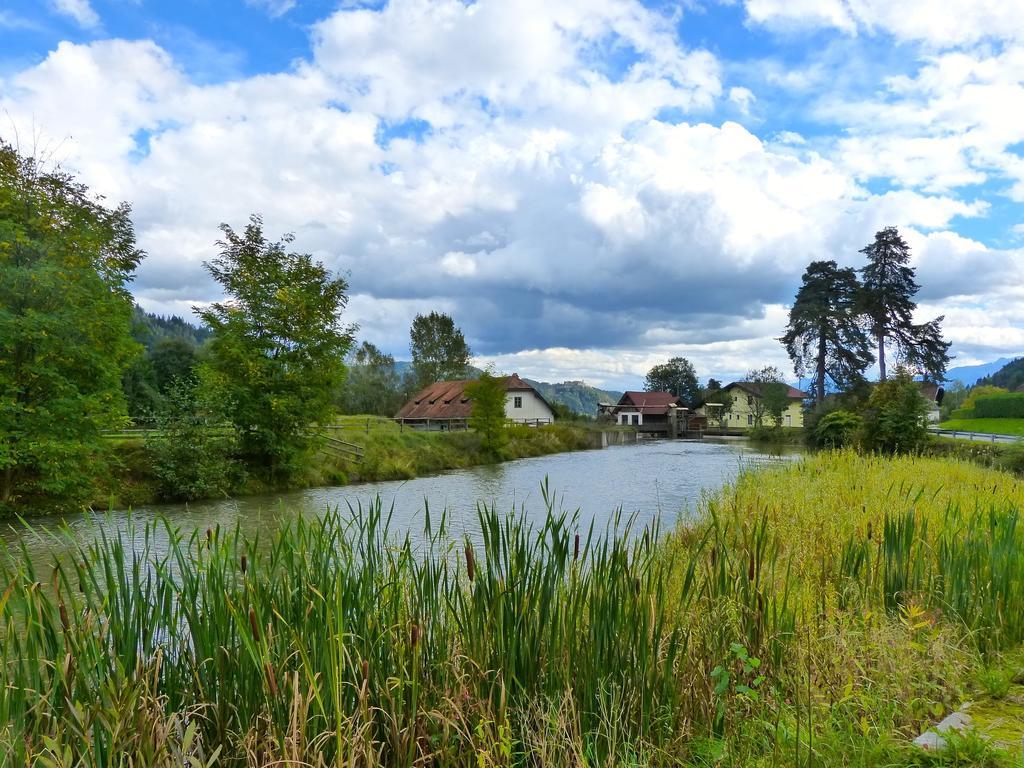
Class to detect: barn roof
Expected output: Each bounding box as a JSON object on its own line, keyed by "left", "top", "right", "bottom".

{"left": 615, "top": 391, "right": 682, "bottom": 415}
{"left": 395, "top": 374, "right": 551, "bottom": 420}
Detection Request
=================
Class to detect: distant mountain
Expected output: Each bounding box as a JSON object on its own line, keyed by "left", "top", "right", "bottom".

{"left": 131, "top": 306, "right": 210, "bottom": 350}
{"left": 945, "top": 357, "right": 1017, "bottom": 387}
{"left": 524, "top": 379, "right": 623, "bottom": 416}
{"left": 976, "top": 358, "right": 1024, "bottom": 391}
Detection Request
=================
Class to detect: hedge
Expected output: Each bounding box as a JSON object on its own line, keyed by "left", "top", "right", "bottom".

{"left": 974, "top": 393, "right": 1024, "bottom": 418}
{"left": 950, "top": 407, "right": 977, "bottom": 420}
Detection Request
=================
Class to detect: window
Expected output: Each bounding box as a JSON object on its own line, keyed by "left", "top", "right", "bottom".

{"left": 513, "top": 396, "right": 523, "bottom": 409}
{"left": 621, "top": 414, "right": 629, "bottom": 425}
{"left": 747, "top": 414, "right": 753, "bottom": 426}
{"left": 786, "top": 414, "right": 792, "bottom": 426}
{"left": 747, "top": 395, "right": 753, "bottom": 406}
{"left": 632, "top": 414, "right": 640, "bottom": 425}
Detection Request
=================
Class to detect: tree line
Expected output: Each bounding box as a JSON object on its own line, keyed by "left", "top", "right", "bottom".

{"left": 0, "top": 143, "right": 476, "bottom": 510}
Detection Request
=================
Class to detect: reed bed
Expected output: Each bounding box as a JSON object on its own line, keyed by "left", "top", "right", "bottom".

{"left": 2, "top": 452, "right": 1024, "bottom": 766}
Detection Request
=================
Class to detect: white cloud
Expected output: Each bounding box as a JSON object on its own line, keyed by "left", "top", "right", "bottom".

{"left": 245, "top": 0, "right": 297, "bottom": 18}
{"left": 2, "top": 0, "right": 1023, "bottom": 387}
{"left": 50, "top": 0, "right": 100, "bottom": 29}
{"left": 743, "top": 0, "right": 1024, "bottom": 47}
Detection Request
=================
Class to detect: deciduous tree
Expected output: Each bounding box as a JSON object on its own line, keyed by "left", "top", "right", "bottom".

{"left": 745, "top": 366, "right": 790, "bottom": 428}
{"left": 338, "top": 341, "right": 404, "bottom": 416}
{"left": 465, "top": 367, "right": 508, "bottom": 454}
{"left": 781, "top": 260, "right": 873, "bottom": 405}
{"left": 409, "top": 312, "right": 471, "bottom": 388}
{"left": 644, "top": 357, "right": 700, "bottom": 405}
{"left": 0, "top": 143, "right": 142, "bottom": 509}
{"left": 198, "top": 215, "right": 355, "bottom": 480}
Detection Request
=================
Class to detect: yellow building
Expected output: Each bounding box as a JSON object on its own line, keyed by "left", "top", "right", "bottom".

{"left": 716, "top": 381, "right": 809, "bottom": 430}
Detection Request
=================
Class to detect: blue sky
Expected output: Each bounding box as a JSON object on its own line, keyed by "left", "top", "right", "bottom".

{"left": 2, "top": 0, "right": 1023, "bottom": 389}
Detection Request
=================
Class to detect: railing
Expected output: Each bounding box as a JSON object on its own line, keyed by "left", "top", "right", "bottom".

{"left": 928, "top": 428, "right": 1023, "bottom": 444}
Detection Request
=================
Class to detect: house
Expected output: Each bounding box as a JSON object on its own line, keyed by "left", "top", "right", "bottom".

{"left": 608, "top": 391, "right": 683, "bottom": 436}
{"left": 395, "top": 373, "right": 555, "bottom": 427}
{"left": 718, "top": 382, "right": 809, "bottom": 429}
{"left": 919, "top": 381, "right": 945, "bottom": 423}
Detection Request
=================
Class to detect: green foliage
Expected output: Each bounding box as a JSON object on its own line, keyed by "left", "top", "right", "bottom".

{"left": 814, "top": 409, "right": 863, "bottom": 448}
{"left": 977, "top": 357, "right": 1024, "bottom": 392}
{"left": 409, "top": 311, "right": 471, "bottom": 389}
{"left": 859, "top": 226, "right": 950, "bottom": 381}
{"left": 525, "top": 379, "right": 620, "bottom": 416}
{"left": 465, "top": 368, "right": 508, "bottom": 454}
{"left": 950, "top": 408, "right": 976, "bottom": 420}
{"left": 702, "top": 383, "right": 734, "bottom": 429}
{"left": 744, "top": 366, "right": 791, "bottom": 428}
{"left": 643, "top": 356, "right": 700, "bottom": 404}
{"left": 962, "top": 385, "right": 1009, "bottom": 411}
{"left": 130, "top": 305, "right": 210, "bottom": 350}
{"left": 973, "top": 393, "right": 1024, "bottom": 419}
{"left": 198, "top": 215, "right": 355, "bottom": 481}
{"left": 337, "top": 341, "right": 406, "bottom": 416}
{"left": 0, "top": 143, "right": 143, "bottom": 511}
{"left": 862, "top": 369, "right": 930, "bottom": 453}
{"left": 146, "top": 381, "right": 241, "bottom": 501}
{"left": 782, "top": 259, "right": 873, "bottom": 404}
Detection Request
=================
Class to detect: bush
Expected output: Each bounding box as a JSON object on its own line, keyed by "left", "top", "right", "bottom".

{"left": 814, "top": 409, "right": 862, "bottom": 448}
{"left": 974, "top": 393, "right": 1024, "bottom": 419}
{"left": 950, "top": 407, "right": 976, "bottom": 420}
{"left": 861, "top": 370, "right": 929, "bottom": 453}
{"left": 146, "top": 382, "right": 242, "bottom": 501}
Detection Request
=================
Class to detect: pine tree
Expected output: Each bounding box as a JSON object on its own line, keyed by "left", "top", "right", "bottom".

{"left": 781, "top": 260, "right": 873, "bottom": 404}
{"left": 859, "top": 227, "right": 950, "bottom": 381}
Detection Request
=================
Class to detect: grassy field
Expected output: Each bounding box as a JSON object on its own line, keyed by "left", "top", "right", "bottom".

{"left": 6, "top": 451, "right": 1024, "bottom": 765}
{"left": 939, "top": 418, "right": 1024, "bottom": 436}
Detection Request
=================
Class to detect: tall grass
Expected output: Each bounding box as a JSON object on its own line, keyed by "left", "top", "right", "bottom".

{"left": 3, "top": 451, "right": 1024, "bottom": 765}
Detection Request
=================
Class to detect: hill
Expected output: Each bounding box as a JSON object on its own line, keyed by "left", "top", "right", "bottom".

{"left": 945, "top": 357, "right": 1016, "bottom": 387}
{"left": 525, "top": 379, "right": 622, "bottom": 416}
{"left": 976, "top": 358, "right": 1024, "bottom": 392}
{"left": 131, "top": 306, "right": 210, "bottom": 350}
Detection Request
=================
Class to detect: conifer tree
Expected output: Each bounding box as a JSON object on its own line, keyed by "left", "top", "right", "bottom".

{"left": 781, "top": 260, "right": 873, "bottom": 404}
{"left": 859, "top": 227, "right": 950, "bottom": 381}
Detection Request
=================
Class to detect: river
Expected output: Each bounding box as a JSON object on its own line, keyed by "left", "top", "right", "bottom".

{"left": 1, "top": 439, "right": 798, "bottom": 562}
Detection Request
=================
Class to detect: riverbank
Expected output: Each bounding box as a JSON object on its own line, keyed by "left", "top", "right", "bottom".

{"left": 4, "top": 450, "right": 1023, "bottom": 765}
{"left": 94, "top": 419, "right": 617, "bottom": 511}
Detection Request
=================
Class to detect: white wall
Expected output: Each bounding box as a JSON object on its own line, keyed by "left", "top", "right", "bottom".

{"left": 505, "top": 390, "right": 554, "bottom": 422}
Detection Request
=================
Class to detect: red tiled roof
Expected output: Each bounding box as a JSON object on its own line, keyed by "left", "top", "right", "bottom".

{"left": 395, "top": 374, "right": 548, "bottom": 420}
{"left": 614, "top": 391, "right": 682, "bottom": 415}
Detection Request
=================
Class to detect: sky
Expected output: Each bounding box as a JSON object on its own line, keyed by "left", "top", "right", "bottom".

{"left": 1, "top": 0, "right": 1023, "bottom": 390}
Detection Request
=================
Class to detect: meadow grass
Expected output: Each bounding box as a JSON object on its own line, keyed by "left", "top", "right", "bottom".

{"left": 3, "top": 451, "right": 1024, "bottom": 766}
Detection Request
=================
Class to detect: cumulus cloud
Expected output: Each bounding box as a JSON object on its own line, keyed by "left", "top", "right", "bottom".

{"left": 1, "top": 0, "right": 1023, "bottom": 389}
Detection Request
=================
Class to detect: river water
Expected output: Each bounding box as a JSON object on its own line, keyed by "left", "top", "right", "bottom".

{"left": 1, "top": 439, "right": 798, "bottom": 563}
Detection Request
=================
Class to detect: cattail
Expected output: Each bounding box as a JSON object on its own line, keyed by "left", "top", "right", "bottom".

{"left": 710, "top": 547, "right": 717, "bottom": 568}
{"left": 757, "top": 592, "right": 764, "bottom": 613}
{"left": 465, "top": 544, "right": 475, "bottom": 582}
{"left": 206, "top": 527, "right": 212, "bottom": 542}
{"left": 59, "top": 602, "right": 70, "bottom": 633}
{"left": 634, "top": 577, "right": 641, "bottom": 595}
{"left": 410, "top": 622, "right": 419, "bottom": 648}
{"left": 361, "top": 659, "right": 369, "bottom": 682}
{"left": 249, "top": 607, "right": 260, "bottom": 644}
{"left": 264, "top": 661, "right": 279, "bottom": 697}
{"left": 866, "top": 522, "right": 873, "bottom": 541}
{"left": 573, "top": 533, "right": 580, "bottom": 561}
{"left": 748, "top": 551, "right": 756, "bottom": 582}
{"left": 240, "top": 554, "right": 248, "bottom": 574}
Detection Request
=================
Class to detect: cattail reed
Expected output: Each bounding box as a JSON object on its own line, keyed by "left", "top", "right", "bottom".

{"left": 465, "top": 543, "right": 475, "bottom": 582}
{"left": 410, "top": 622, "right": 419, "bottom": 648}
{"left": 574, "top": 533, "right": 580, "bottom": 561}
{"left": 240, "top": 554, "right": 248, "bottom": 574}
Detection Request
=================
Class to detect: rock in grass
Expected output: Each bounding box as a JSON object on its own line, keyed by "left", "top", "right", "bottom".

{"left": 913, "top": 709, "right": 973, "bottom": 750}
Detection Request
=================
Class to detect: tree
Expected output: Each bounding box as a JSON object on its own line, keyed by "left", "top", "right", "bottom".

{"left": 702, "top": 382, "right": 733, "bottom": 430}
{"left": 0, "top": 143, "right": 142, "bottom": 509}
{"left": 644, "top": 357, "right": 700, "bottom": 405}
{"left": 781, "top": 260, "right": 873, "bottom": 405}
{"left": 465, "top": 368, "right": 508, "bottom": 454}
{"left": 409, "top": 312, "right": 471, "bottom": 388}
{"left": 861, "top": 368, "right": 929, "bottom": 453}
{"left": 338, "top": 341, "right": 404, "bottom": 416}
{"left": 151, "top": 337, "right": 199, "bottom": 394}
{"left": 198, "top": 215, "right": 355, "bottom": 480}
{"left": 745, "top": 367, "right": 790, "bottom": 428}
{"left": 859, "top": 227, "right": 951, "bottom": 381}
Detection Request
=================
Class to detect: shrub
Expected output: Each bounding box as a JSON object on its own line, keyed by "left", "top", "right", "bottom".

{"left": 974, "top": 393, "right": 1024, "bottom": 419}
{"left": 814, "top": 409, "right": 862, "bottom": 448}
{"left": 861, "top": 369, "right": 929, "bottom": 453}
{"left": 146, "top": 381, "right": 242, "bottom": 501}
